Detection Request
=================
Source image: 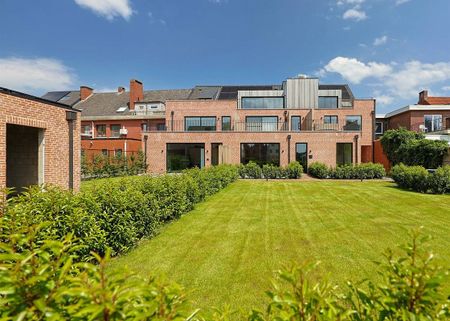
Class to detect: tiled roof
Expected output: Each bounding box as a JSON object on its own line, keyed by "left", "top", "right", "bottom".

{"left": 422, "top": 97, "right": 450, "bottom": 105}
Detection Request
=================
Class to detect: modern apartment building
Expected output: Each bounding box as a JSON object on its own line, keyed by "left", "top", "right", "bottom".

{"left": 144, "top": 76, "right": 375, "bottom": 173}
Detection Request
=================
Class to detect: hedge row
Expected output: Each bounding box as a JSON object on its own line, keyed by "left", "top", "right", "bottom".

{"left": 308, "top": 162, "right": 386, "bottom": 179}
{"left": 2, "top": 225, "right": 448, "bottom": 320}
{"left": 1, "top": 164, "right": 239, "bottom": 261}
{"left": 391, "top": 164, "right": 450, "bottom": 194}
{"left": 81, "top": 152, "right": 146, "bottom": 180}
{"left": 238, "top": 161, "right": 303, "bottom": 179}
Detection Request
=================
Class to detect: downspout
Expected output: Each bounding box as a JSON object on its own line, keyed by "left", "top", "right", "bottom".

{"left": 354, "top": 134, "right": 359, "bottom": 164}
{"left": 171, "top": 111, "right": 174, "bottom": 131}
{"left": 287, "top": 135, "right": 292, "bottom": 164}
{"left": 66, "top": 111, "right": 77, "bottom": 190}
{"left": 144, "top": 135, "right": 148, "bottom": 171}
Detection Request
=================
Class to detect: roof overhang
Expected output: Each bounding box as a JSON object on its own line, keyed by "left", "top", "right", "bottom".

{"left": 383, "top": 105, "right": 450, "bottom": 118}
{"left": 81, "top": 115, "right": 165, "bottom": 121}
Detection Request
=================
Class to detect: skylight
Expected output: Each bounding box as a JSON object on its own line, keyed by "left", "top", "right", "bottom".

{"left": 116, "top": 106, "right": 127, "bottom": 113}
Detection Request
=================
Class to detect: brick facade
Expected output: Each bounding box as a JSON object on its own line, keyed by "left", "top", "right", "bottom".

{"left": 144, "top": 99, "right": 375, "bottom": 173}
{"left": 0, "top": 90, "right": 81, "bottom": 191}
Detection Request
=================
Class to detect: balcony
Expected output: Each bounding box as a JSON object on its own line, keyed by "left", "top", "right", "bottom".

{"left": 144, "top": 119, "right": 362, "bottom": 133}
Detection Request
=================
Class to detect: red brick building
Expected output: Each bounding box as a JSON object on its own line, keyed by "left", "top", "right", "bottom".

{"left": 143, "top": 77, "right": 375, "bottom": 173}
{"left": 0, "top": 87, "right": 80, "bottom": 191}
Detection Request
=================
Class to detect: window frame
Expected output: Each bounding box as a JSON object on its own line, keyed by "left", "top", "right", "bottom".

{"left": 166, "top": 143, "right": 205, "bottom": 172}
{"left": 245, "top": 116, "right": 279, "bottom": 132}
{"left": 375, "top": 121, "right": 384, "bottom": 135}
{"left": 110, "top": 124, "right": 121, "bottom": 138}
{"left": 240, "top": 143, "right": 280, "bottom": 166}
{"left": 424, "top": 115, "right": 442, "bottom": 132}
{"left": 241, "top": 96, "right": 285, "bottom": 109}
{"left": 184, "top": 116, "right": 217, "bottom": 131}
{"left": 318, "top": 96, "right": 338, "bottom": 109}
{"left": 324, "top": 115, "right": 338, "bottom": 124}
{"left": 222, "top": 116, "right": 232, "bottom": 131}
{"left": 344, "top": 115, "right": 362, "bottom": 131}
{"left": 96, "top": 124, "right": 106, "bottom": 138}
{"left": 336, "top": 143, "right": 353, "bottom": 166}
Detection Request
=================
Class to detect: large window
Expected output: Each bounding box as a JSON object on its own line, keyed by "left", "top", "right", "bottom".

{"left": 245, "top": 116, "right": 278, "bottom": 132}
{"left": 324, "top": 115, "right": 338, "bottom": 124}
{"left": 291, "top": 116, "right": 301, "bottom": 131}
{"left": 295, "top": 143, "right": 308, "bottom": 172}
{"left": 240, "top": 143, "right": 280, "bottom": 166}
{"left": 336, "top": 143, "right": 353, "bottom": 166}
{"left": 241, "top": 97, "right": 284, "bottom": 109}
{"left": 110, "top": 124, "right": 121, "bottom": 137}
{"left": 318, "top": 96, "right": 338, "bottom": 109}
{"left": 185, "top": 117, "right": 216, "bottom": 131}
{"left": 96, "top": 124, "right": 106, "bottom": 137}
{"left": 222, "top": 116, "right": 231, "bottom": 131}
{"left": 344, "top": 116, "right": 362, "bottom": 131}
{"left": 424, "top": 115, "right": 442, "bottom": 132}
{"left": 81, "top": 124, "right": 92, "bottom": 136}
{"left": 167, "top": 143, "right": 205, "bottom": 172}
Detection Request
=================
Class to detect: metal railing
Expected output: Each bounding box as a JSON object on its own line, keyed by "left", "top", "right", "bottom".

{"left": 144, "top": 119, "right": 362, "bottom": 133}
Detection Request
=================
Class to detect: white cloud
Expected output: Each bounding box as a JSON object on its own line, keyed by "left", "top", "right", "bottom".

{"left": 322, "top": 57, "right": 392, "bottom": 84}
{"left": 395, "top": 0, "right": 411, "bottom": 5}
{"left": 0, "top": 57, "right": 76, "bottom": 93}
{"left": 74, "top": 0, "right": 133, "bottom": 20}
{"left": 373, "top": 35, "right": 388, "bottom": 46}
{"left": 375, "top": 93, "right": 394, "bottom": 105}
{"left": 342, "top": 7, "right": 367, "bottom": 21}
{"left": 337, "top": 0, "right": 365, "bottom": 5}
{"left": 321, "top": 56, "right": 450, "bottom": 105}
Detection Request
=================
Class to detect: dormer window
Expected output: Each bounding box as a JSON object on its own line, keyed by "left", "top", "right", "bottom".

{"left": 318, "top": 96, "right": 338, "bottom": 109}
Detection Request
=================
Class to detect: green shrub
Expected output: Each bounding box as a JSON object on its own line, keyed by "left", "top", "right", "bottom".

{"left": 308, "top": 162, "right": 330, "bottom": 178}
{"left": 391, "top": 164, "right": 430, "bottom": 193}
{"left": 429, "top": 165, "right": 450, "bottom": 194}
{"left": 380, "top": 128, "right": 448, "bottom": 168}
{"left": 262, "top": 164, "right": 281, "bottom": 179}
{"left": 283, "top": 161, "right": 303, "bottom": 179}
{"left": 241, "top": 161, "right": 263, "bottom": 179}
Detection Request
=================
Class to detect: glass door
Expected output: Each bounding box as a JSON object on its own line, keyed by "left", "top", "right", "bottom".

{"left": 295, "top": 143, "right": 308, "bottom": 172}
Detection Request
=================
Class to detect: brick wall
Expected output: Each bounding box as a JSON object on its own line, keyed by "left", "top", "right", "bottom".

{"left": 0, "top": 92, "right": 81, "bottom": 191}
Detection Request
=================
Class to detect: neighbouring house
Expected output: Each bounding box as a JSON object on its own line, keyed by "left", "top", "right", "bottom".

{"left": 43, "top": 80, "right": 191, "bottom": 160}
{"left": 143, "top": 76, "right": 375, "bottom": 173}
{"left": 374, "top": 90, "right": 450, "bottom": 168}
{"left": 0, "top": 87, "right": 81, "bottom": 192}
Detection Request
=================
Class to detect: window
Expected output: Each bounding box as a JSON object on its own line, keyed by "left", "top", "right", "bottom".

{"left": 101, "top": 149, "right": 108, "bottom": 156}
{"left": 336, "top": 143, "right": 353, "bottom": 166}
{"left": 245, "top": 116, "right": 278, "bottom": 132}
{"left": 375, "top": 121, "right": 384, "bottom": 135}
{"left": 241, "top": 97, "right": 284, "bottom": 109}
{"left": 185, "top": 117, "right": 216, "bottom": 131}
{"left": 116, "top": 106, "right": 127, "bottom": 113}
{"left": 150, "top": 105, "right": 158, "bottom": 109}
{"left": 424, "top": 115, "right": 442, "bottom": 132}
{"left": 318, "top": 96, "right": 338, "bottom": 109}
{"left": 344, "top": 116, "right": 362, "bottom": 131}
{"left": 81, "top": 124, "right": 92, "bottom": 136}
{"left": 324, "top": 115, "right": 338, "bottom": 124}
{"left": 291, "top": 116, "right": 301, "bottom": 131}
{"left": 96, "top": 125, "right": 106, "bottom": 137}
{"left": 110, "top": 124, "right": 121, "bottom": 137}
{"left": 141, "top": 123, "right": 149, "bottom": 132}
{"left": 240, "top": 143, "right": 280, "bottom": 166}
{"left": 295, "top": 143, "right": 308, "bottom": 172}
{"left": 222, "top": 116, "right": 231, "bottom": 131}
{"left": 115, "top": 149, "right": 123, "bottom": 157}
{"left": 157, "top": 123, "right": 166, "bottom": 131}
{"left": 167, "top": 143, "right": 205, "bottom": 172}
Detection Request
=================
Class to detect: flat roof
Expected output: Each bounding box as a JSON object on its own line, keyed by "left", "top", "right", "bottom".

{"left": 381, "top": 105, "right": 450, "bottom": 119}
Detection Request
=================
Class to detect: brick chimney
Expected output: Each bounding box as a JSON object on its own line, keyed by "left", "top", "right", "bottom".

{"left": 418, "top": 90, "right": 428, "bottom": 104}
{"left": 118, "top": 86, "right": 125, "bottom": 94}
{"left": 129, "top": 79, "right": 143, "bottom": 110}
{"left": 80, "top": 86, "right": 93, "bottom": 101}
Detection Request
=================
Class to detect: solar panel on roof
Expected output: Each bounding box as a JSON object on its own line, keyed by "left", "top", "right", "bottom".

{"left": 42, "top": 91, "right": 70, "bottom": 102}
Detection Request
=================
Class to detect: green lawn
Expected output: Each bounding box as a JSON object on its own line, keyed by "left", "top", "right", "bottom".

{"left": 109, "top": 180, "right": 450, "bottom": 313}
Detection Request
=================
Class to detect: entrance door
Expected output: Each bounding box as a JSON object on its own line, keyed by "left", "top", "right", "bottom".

{"left": 295, "top": 143, "right": 308, "bottom": 172}
{"left": 211, "top": 143, "right": 223, "bottom": 166}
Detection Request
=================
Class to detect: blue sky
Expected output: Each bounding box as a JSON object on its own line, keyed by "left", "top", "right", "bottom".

{"left": 0, "top": 0, "right": 449, "bottom": 112}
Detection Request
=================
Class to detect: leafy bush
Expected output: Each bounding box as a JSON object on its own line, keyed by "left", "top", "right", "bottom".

{"left": 262, "top": 164, "right": 282, "bottom": 179}
{"left": 309, "top": 162, "right": 385, "bottom": 180}
{"left": 81, "top": 151, "right": 147, "bottom": 180}
{"left": 381, "top": 128, "right": 448, "bottom": 168}
{"left": 241, "top": 161, "right": 263, "bottom": 178}
{"left": 429, "top": 165, "right": 450, "bottom": 194}
{"left": 391, "top": 164, "right": 450, "bottom": 194}
{"left": 283, "top": 161, "right": 303, "bottom": 179}
{"left": 1, "top": 165, "right": 239, "bottom": 260}
{"left": 307, "top": 162, "right": 330, "bottom": 178}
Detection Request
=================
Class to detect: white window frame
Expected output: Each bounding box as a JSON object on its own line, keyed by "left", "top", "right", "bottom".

{"left": 424, "top": 115, "right": 442, "bottom": 132}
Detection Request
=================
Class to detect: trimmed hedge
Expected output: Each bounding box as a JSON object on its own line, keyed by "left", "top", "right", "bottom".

{"left": 308, "top": 162, "right": 385, "bottom": 180}
{"left": 391, "top": 164, "right": 450, "bottom": 194}
{"left": 238, "top": 161, "right": 303, "bottom": 179}
{"left": 1, "top": 164, "right": 239, "bottom": 260}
